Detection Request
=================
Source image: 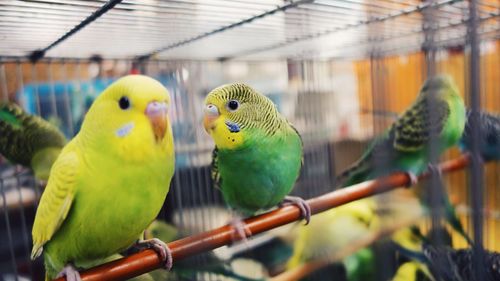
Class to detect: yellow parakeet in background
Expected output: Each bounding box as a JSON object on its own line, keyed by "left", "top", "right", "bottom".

{"left": 30, "top": 75, "right": 175, "bottom": 281}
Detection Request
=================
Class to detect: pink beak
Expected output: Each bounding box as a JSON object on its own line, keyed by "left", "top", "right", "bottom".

{"left": 146, "top": 101, "right": 168, "bottom": 142}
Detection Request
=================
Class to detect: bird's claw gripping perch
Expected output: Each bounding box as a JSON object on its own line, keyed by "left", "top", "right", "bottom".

{"left": 56, "top": 264, "right": 82, "bottom": 281}
{"left": 405, "top": 172, "right": 418, "bottom": 188}
{"left": 229, "top": 217, "right": 252, "bottom": 241}
{"left": 138, "top": 238, "right": 173, "bottom": 270}
{"left": 427, "top": 163, "right": 442, "bottom": 178}
{"left": 281, "top": 196, "right": 311, "bottom": 225}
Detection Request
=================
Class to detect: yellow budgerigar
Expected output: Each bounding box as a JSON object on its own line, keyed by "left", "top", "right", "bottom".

{"left": 30, "top": 75, "right": 175, "bottom": 281}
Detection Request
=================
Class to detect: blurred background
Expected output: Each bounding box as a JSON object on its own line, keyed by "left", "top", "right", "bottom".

{"left": 0, "top": 0, "right": 498, "bottom": 280}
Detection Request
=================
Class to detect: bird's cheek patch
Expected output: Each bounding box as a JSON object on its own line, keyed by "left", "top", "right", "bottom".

{"left": 116, "top": 122, "right": 135, "bottom": 138}
{"left": 225, "top": 120, "right": 241, "bottom": 133}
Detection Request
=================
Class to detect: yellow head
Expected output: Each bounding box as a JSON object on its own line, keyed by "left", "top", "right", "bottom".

{"left": 203, "top": 83, "right": 281, "bottom": 149}
{"left": 79, "top": 75, "right": 173, "bottom": 161}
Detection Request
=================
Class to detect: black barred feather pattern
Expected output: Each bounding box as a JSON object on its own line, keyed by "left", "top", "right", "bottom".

{"left": 423, "top": 245, "right": 500, "bottom": 281}
{"left": 0, "top": 103, "right": 66, "bottom": 166}
{"left": 460, "top": 110, "right": 500, "bottom": 161}
{"left": 207, "top": 83, "right": 289, "bottom": 137}
{"left": 393, "top": 97, "right": 450, "bottom": 151}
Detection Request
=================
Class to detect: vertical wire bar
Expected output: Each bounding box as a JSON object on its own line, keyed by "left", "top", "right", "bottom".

{"left": 182, "top": 63, "right": 208, "bottom": 236}
{"left": 422, "top": 0, "right": 446, "bottom": 247}
{"left": 467, "top": 0, "right": 485, "bottom": 279}
{"left": 29, "top": 62, "right": 44, "bottom": 211}
{"left": 1, "top": 179, "right": 19, "bottom": 281}
{"left": 16, "top": 61, "right": 24, "bottom": 103}
{"left": 31, "top": 63, "right": 41, "bottom": 115}
{"left": 170, "top": 68, "right": 186, "bottom": 232}
{"left": 16, "top": 62, "right": 35, "bottom": 278}
{"left": 0, "top": 61, "right": 8, "bottom": 101}
{"left": 75, "top": 60, "right": 83, "bottom": 136}
{"left": 61, "top": 61, "right": 75, "bottom": 136}
{"left": 14, "top": 172, "right": 33, "bottom": 278}
{"left": 48, "top": 60, "right": 59, "bottom": 120}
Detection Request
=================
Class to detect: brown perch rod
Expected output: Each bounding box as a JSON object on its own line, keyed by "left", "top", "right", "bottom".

{"left": 54, "top": 154, "right": 470, "bottom": 281}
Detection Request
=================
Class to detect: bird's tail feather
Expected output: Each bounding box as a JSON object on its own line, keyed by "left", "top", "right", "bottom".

{"left": 335, "top": 158, "right": 371, "bottom": 188}
{"left": 443, "top": 196, "right": 474, "bottom": 246}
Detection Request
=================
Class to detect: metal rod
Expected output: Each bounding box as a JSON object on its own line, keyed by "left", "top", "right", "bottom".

{"left": 222, "top": 0, "right": 463, "bottom": 59}
{"left": 28, "top": 0, "right": 124, "bottom": 62}
{"left": 137, "top": 0, "right": 315, "bottom": 60}
{"left": 467, "top": 0, "right": 485, "bottom": 279}
{"left": 53, "top": 154, "right": 471, "bottom": 281}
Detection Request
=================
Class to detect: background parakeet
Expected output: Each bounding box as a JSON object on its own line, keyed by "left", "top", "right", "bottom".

{"left": 286, "top": 198, "right": 379, "bottom": 270}
{"left": 391, "top": 261, "right": 434, "bottom": 281}
{"left": 0, "top": 102, "right": 66, "bottom": 181}
{"left": 336, "top": 75, "right": 465, "bottom": 187}
{"left": 393, "top": 226, "right": 500, "bottom": 281}
{"left": 203, "top": 83, "right": 310, "bottom": 237}
{"left": 30, "top": 75, "right": 175, "bottom": 281}
{"left": 459, "top": 110, "right": 500, "bottom": 161}
{"left": 282, "top": 190, "right": 424, "bottom": 281}
{"left": 336, "top": 75, "right": 470, "bottom": 245}
{"left": 143, "top": 220, "right": 265, "bottom": 281}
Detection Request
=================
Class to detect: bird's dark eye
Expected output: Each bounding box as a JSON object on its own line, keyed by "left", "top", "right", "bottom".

{"left": 227, "top": 100, "right": 239, "bottom": 111}
{"left": 119, "top": 96, "right": 130, "bottom": 110}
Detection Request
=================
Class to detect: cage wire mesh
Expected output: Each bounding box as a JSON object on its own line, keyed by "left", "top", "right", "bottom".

{"left": 0, "top": 0, "right": 499, "bottom": 280}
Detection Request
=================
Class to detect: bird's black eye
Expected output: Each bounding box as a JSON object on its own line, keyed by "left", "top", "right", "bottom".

{"left": 119, "top": 96, "right": 130, "bottom": 110}
{"left": 227, "top": 100, "right": 239, "bottom": 111}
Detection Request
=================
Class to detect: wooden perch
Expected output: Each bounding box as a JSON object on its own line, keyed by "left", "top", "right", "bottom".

{"left": 54, "top": 154, "right": 470, "bottom": 281}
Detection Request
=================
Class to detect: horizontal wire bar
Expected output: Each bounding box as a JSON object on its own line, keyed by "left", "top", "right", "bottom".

{"left": 52, "top": 154, "right": 471, "bottom": 281}
{"left": 197, "top": 0, "right": 468, "bottom": 60}
{"left": 136, "top": 0, "right": 315, "bottom": 60}
{"left": 28, "top": 0, "right": 124, "bottom": 62}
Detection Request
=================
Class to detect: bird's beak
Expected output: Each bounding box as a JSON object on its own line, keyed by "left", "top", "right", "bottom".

{"left": 203, "top": 104, "right": 219, "bottom": 132}
{"left": 145, "top": 101, "right": 168, "bottom": 142}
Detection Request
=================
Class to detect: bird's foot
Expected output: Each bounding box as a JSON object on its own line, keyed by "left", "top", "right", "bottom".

{"left": 56, "top": 264, "right": 81, "bottom": 281}
{"left": 405, "top": 172, "right": 418, "bottom": 188}
{"left": 427, "top": 163, "right": 442, "bottom": 178}
{"left": 280, "top": 196, "right": 311, "bottom": 225}
{"left": 228, "top": 217, "right": 252, "bottom": 241}
{"left": 137, "top": 238, "right": 173, "bottom": 270}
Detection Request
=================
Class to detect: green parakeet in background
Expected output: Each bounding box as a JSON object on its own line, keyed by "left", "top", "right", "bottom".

{"left": 336, "top": 75, "right": 470, "bottom": 245}
{"left": 30, "top": 75, "right": 176, "bottom": 281}
{"left": 203, "top": 83, "right": 310, "bottom": 238}
{"left": 336, "top": 75, "right": 465, "bottom": 187}
{"left": 0, "top": 102, "right": 66, "bottom": 181}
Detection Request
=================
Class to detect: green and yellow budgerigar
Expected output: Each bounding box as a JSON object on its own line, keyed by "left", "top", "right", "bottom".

{"left": 203, "top": 83, "right": 309, "bottom": 237}
{"left": 0, "top": 102, "right": 66, "bottom": 181}
{"left": 336, "top": 75, "right": 471, "bottom": 245}
{"left": 31, "top": 75, "right": 175, "bottom": 281}
{"left": 337, "top": 75, "right": 465, "bottom": 187}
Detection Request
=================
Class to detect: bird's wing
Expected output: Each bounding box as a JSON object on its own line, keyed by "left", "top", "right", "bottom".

{"left": 392, "top": 98, "right": 450, "bottom": 152}
{"left": 31, "top": 151, "right": 79, "bottom": 259}
{"left": 290, "top": 123, "right": 304, "bottom": 167}
{"left": 211, "top": 147, "right": 222, "bottom": 190}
